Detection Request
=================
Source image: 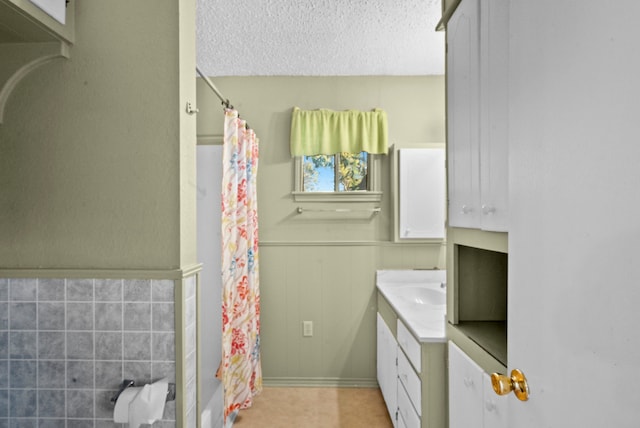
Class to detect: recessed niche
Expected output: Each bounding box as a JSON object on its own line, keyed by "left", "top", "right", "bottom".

{"left": 454, "top": 244, "right": 508, "bottom": 365}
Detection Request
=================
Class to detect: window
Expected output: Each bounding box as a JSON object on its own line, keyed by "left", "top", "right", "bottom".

{"left": 293, "top": 152, "right": 381, "bottom": 202}
{"left": 303, "top": 152, "right": 369, "bottom": 192}
{"left": 290, "top": 107, "right": 387, "bottom": 202}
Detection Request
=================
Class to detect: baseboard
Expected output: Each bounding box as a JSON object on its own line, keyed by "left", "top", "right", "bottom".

{"left": 262, "top": 377, "right": 379, "bottom": 388}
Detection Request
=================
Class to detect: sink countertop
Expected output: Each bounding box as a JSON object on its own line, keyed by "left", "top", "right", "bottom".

{"left": 376, "top": 269, "right": 447, "bottom": 343}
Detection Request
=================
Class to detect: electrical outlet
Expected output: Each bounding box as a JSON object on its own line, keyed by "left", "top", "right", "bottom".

{"left": 303, "top": 321, "right": 313, "bottom": 337}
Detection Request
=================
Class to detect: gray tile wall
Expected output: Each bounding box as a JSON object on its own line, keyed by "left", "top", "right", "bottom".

{"left": 0, "top": 277, "right": 177, "bottom": 427}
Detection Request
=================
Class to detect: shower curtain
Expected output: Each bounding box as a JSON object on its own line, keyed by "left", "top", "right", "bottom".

{"left": 220, "top": 108, "right": 262, "bottom": 423}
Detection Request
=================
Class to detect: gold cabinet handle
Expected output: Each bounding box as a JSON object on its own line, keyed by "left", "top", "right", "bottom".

{"left": 490, "top": 369, "right": 530, "bottom": 401}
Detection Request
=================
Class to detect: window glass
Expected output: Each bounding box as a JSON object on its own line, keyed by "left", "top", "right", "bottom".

{"left": 338, "top": 152, "right": 368, "bottom": 191}
{"left": 303, "top": 155, "right": 334, "bottom": 191}
{"left": 303, "top": 152, "right": 369, "bottom": 192}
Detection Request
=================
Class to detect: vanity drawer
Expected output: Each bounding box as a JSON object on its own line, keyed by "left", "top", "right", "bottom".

{"left": 397, "top": 320, "right": 421, "bottom": 372}
{"left": 398, "top": 412, "right": 408, "bottom": 428}
{"left": 398, "top": 381, "right": 421, "bottom": 428}
{"left": 398, "top": 348, "right": 422, "bottom": 416}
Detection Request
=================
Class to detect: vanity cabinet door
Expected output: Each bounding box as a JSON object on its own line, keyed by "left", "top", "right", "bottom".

{"left": 377, "top": 313, "right": 398, "bottom": 427}
{"left": 448, "top": 342, "right": 483, "bottom": 428}
{"left": 398, "top": 382, "right": 421, "bottom": 428}
{"left": 397, "top": 349, "right": 421, "bottom": 416}
{"left": 450, "top": 341, "right": 508, "bottom": 428}
{"left": 397, "top": 412, "right": 408, "bottom": 428}
{"left": 482, "top": 373, "right": 507, "bottom": 428}
{"left": 397, "top": 320, "right": 421, "bottom": 373}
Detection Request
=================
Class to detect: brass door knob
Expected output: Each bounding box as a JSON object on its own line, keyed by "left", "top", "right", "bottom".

{"left": 490, "top": 369, "right": 530, "bottom": 401}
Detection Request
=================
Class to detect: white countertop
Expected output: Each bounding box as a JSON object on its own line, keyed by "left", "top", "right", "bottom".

{"left": 376, "top": 269, "right": 447, "bottom": 343}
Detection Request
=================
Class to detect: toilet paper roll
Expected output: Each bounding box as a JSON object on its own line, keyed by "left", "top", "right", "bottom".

{"left": 113, "top": 387, "right": 141, "bottom": 423}
{"left": 113, "top": 379, "right": 168, "bottom": 428}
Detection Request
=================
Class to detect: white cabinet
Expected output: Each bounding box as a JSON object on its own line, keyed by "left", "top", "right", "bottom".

{"left": 0, "top": 0, "right": 74, "bottom": 42}
{"left": 397, "top": 350, "right": 421, "bottom": 417}
{"left": 446, "top": 0, "right": 480, "bottom": 230}
{"left": 396, "top": 322, "right": 422, "bottom": 428}
{"left": 0, "top": 0, "right": 74, "bottom": 124}
{"left": 398, "top": 379, "right": 421, "bottom": 428}
{"left": 478, "top": 0, "right": 509, "bottom": 232}
{"left": 377, "top": 295, "right": 446, "bottom": 428}
{"left": 446, "top": 0, "right": 508, "bottom": 232}
{"left": 482, "top": 373, "right": 507, "bottom": 427}
{"left": 448, "top": 341, "right": 483, "bottom": 428}
{"left": 377, "top": 313, "right": 398, "bottom": 427}
{"left": 448, "top": 341, "right": 506, "bottom": 428}
{"left": 397, "top": 320, "right": 422, "bottom": 373}
{"left": 391, "top": 145, "right": 446, "bottom": 241}
{"left": 28, "top": 0, "right": 67, "bottom": 24}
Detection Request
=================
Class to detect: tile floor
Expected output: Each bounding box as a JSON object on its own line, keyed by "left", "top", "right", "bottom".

{"left": 233, "top": 387, "right": 394, "bottom": 427}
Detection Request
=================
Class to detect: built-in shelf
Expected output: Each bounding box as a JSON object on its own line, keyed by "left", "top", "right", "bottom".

{"left": 0, "top": 0, "right": 74, "bottom": 124}
{"left": 447, "top": 227, "right": 508, "bottom": 371}
{"left": 453, "top": 321, "right": 506, "bottom": 366}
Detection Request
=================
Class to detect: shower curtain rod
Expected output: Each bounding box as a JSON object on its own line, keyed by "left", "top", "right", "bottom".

{"left": 196, "top": 66, "right": 251, "bottom": 129}
{"left": 196, "top": 66, "right": 232, "bottom": 108}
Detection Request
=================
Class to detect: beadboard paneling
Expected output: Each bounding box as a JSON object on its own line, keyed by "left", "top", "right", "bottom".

{"left": 260, "top": 243, "right": 444, "bottom": 385}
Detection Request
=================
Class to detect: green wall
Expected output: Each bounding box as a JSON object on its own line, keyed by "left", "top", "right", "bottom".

{"left": 0, "top": 0, "right": 197, "bottom": 271}
{"left": 196, "top": 76, "right": 446, "bottom": 384}
{"left": 0, "top": 1, "right": 198, "bottom": 424}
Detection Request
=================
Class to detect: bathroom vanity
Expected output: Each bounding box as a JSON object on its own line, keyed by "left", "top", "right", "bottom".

{"left": 376, "top": 270, "right": 447, "bottom": 428}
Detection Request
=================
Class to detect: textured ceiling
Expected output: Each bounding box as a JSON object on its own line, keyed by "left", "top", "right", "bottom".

{"left": 196, "top": 0, "right": 444, "bottom": 76}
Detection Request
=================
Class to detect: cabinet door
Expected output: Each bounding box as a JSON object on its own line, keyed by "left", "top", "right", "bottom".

{"left": 478, "top": 0, "right": 509, "bottom": 232}
{"left": 398, "top": 382, "right": 421, "bottom": 428}
{"left": 448, "top": 342, "right": 483, "bottom": 428}
{"left": 29, "top": 0, "right": 67, "bottom": 24}
{"left": 482, "top": 373, "right": 507, "bottom": 428}
{"left": 397, "top": 412, "right": 408, "bottom": 428}
{"left": 447, "top": 0, "right": 481, "bottom": 229}
{"left": 397, "top": 320, "right": 421, "bottom": 373}
{"left": 377, "top": 314, "right": 398, "bottom": 427}
{"left": 397, "top": 147, "right": 446, "bottom": 240}
{"left": 397, "top": 349, "right": 421, "bottom": 417}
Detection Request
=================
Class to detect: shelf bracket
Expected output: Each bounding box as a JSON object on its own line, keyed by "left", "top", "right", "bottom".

{"left": 0, "top": 41, "right": 70, "bottom": 124}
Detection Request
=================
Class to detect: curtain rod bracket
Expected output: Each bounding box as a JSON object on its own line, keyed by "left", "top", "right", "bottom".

{"left": 186, "top": 101, "right": 199, "bottom": 115}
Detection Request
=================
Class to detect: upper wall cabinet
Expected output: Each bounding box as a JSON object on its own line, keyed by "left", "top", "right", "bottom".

{"left": 446, "top": 0, "right": 508, "bottom": 232}
{"left": 0, "top": 0, "right": 74, "bottom": 44}
{"left": 0, "top": 0, "right": 74, "bottom": 123}
{"left": 391, "top": 144, "right": 446, "bottom": 242}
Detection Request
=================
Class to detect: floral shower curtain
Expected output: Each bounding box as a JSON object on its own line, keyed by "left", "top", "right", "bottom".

{"left": 220, "top": 108, "right": 262, "bottom": 423}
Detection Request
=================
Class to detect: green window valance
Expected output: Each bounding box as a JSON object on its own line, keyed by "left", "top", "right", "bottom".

{"left": 290, "top": 107, "right": 388, "bottom": 156}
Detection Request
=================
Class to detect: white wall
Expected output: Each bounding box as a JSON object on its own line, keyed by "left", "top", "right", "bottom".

{"left": 196, "top": 145, "right": 224, "bottom": 427}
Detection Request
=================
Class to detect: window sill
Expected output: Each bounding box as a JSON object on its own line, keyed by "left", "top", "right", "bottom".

{"left": 292, "top": 191, "right": 383, "bottom": 203}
